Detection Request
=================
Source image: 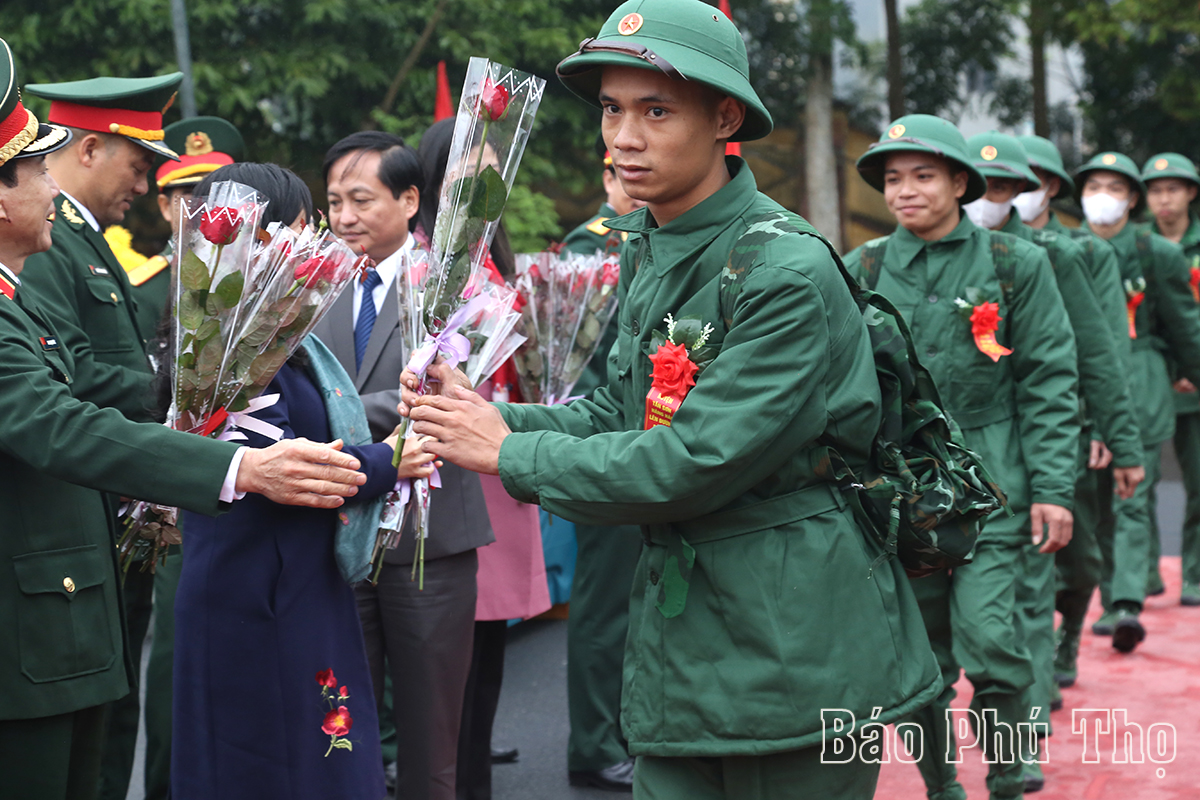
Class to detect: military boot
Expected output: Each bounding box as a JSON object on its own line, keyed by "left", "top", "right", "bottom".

{"left": 1054, "top": 590, "right": 1089, "bottom": 685}
{"left": 1091, "top": 608, "right": 1118, "bottom": 636}
{"left": 1022, "top": 759, "right": 1045, "bottom": 793}
{"left": 1181, "top": 581, "right": 1200, "bottom": 607}
{"left": 1112, "top": 604, "right": 1146, "bottom": 653}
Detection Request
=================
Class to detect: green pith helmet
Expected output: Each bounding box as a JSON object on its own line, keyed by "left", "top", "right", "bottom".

{"left": 964, "top": 131, "right": 1040, "bottom": 192}
{"left": 1141, "top": 152, "right": 1200, "bottom": 189}
{"left": 856, "top": 114, "right": 987, "bottom": 203}
{"left": 156, "top": 117, "right": 245, "bottom": 190}
{"left": 26, "top": 73, "right": 184, "bottom": 160}
{"left": 0, "top": 39, "right": 72, "bottom": 166}
{"left": 1075, "top": 151, "right": 1147, "bottom": 213}
{"left": 556, "top": 0, "right": 772, "bottom": 142}
{"left": 1016, "top": 135, "right": 1074, "bottom": 198}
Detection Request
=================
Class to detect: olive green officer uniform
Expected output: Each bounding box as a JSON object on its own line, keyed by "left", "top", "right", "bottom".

{"left": 1141, "top": 154, "right": 1200, "bottom": 602}
{"left": 493, "top": 7, "right": 942, "bottom": 797}
{"left": 561, "top": 207, "right": 643, "bottom": 776}
{"left": 967, "top": 132, "right": 1141, "bottom": 738}
{"left": 1073, "top": 153, "right": 1200, "bottom": 648}
{"left": 846, "top": 115, "right": 1080, "bottom": 800}
{"left": 18, "top": 75, "right": 185, "bottom": 800}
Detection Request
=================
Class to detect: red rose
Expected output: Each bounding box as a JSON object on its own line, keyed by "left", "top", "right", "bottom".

{"left": 527, "top": 264, "right": 542, "bottom": 283}
{"left": 315, "top": 669, "right": 337, "bottom": 688}
{"left": 199, "top": 207, "right": 243, "bottom": 246}
{"left": 295, "top": 256, "right": 338, "bottom": 288}
{"left": 601, "top": 261, "right": 620, "bottom": 287}
{"left": 322, "top": 706, "right": 353, "bottom": 737}
{"left": 969, "top": 302, "right": 1003, "bottom": 337}
{"left": 479, "top": 79, "right": 510, "bottom": 122}
{"left": 406, "top": 258, "right": 429, "bottom": 286}
{"left": 649, "top": 341, "right": 699, "bottom": 398}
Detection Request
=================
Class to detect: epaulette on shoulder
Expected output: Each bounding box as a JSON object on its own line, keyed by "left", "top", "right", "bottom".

{"left": 125, "top": 255, "right": 169, "bottom": 287}
{"left": 585, "top": 217, "right": 611, "bottom": 236}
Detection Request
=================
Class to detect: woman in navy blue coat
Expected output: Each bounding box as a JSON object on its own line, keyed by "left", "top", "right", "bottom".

{"left": 169, "top": 165, "right": 433, "bottom": 800}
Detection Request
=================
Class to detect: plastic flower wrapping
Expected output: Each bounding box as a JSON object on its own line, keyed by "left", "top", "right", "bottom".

{"left": 371, "top": 249, "right": 527, "bottom": 586}
{"left": 118, "top": 181, "right": 368, "bottom": 574}
{"left": 510, "top": 251, "right": 621, "bottom": 406}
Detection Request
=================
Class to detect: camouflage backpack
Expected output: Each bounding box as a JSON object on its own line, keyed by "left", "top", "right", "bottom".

{"left": 722, "top": 212, "right": 1006, "bottom": 577}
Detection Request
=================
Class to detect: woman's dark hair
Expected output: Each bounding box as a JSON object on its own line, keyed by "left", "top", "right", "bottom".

{"left": 193, "top": 162, "right": 314, "bottom": 229}
{"left": 416, "top": 119, "right": 515, "bottom": 279}
{"left": 321, "top": 131, "right": 423, "bottom": 200}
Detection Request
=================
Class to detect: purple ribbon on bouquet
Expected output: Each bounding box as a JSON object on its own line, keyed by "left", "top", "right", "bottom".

{"left": 405, "top": 293, "right": 492, "bottom": 375}
{"left": 217, "top": 394, "right": 286, "bottom": 442}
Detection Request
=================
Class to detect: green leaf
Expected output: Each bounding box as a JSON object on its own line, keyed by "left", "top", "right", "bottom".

{"left": 248, "top": 348, "right": 288, "bottom": 387}
{"left": 177, "top": 291, "right": 205, "bottom": 331}
{"left": 466, "top": 165, "right": 508, "bottom": 222}
{"left": 180, "top": 250, "right": 209, "bottom": 292}
{"left": 333, "top": 738, "right": 353, "bottom": 751}
{"left": 213, "top": 271, "right": 244, "bottom": 308}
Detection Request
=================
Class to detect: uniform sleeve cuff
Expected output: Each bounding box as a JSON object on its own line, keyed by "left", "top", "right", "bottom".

{"left": 219, "top": 447, "right": 249, "bottom": 503}
{"left": 498, "top": 431, "right": 547, "bottom": 504}
{"left": 1031, "top": 490, "right": 1074, "bottom": 511}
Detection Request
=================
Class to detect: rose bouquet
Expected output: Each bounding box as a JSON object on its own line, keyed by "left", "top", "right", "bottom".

{"left": 511, "top": 251, "right": 620, "bottom": 405}
{"left": 372, "top": 250, "right": 527, "bottom": 586}
{"left": 118, "top": 181, "right": 368, "bottom": 573}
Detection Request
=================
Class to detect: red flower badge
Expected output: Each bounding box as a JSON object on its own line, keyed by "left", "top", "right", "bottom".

{"left": 644, "top": 315, "right": 712, "bottom": 429}
{"left": 966, "top": 301, "right": 1013, "bottom": 362}
{"left": 649, "top": 342, "right": 699, "bottom": 398}
{"left": 199, "top": 207, "right": 243, "bottom": 246}
{"left": 1189, "top": 265, "right": 1199, "bottom": 303}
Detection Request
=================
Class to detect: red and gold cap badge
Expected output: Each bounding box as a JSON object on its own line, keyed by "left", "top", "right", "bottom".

{"left": 619, "top": 13, "right": 643, "bottom": 35}
{"left": 1102, "top": 153, "right": 1117, "bottom": 166}
{"left": 887, "top": 123, "right": 906, "bottom": 139}
{"left": 980, "top": 145, "right": 998, "bottom": 161}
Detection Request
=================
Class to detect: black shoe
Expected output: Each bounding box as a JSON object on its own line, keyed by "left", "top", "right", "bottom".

{"left": 1054, "top": 672, "right": 1076, "bottom": 688}
{"left": 569, "top": 758, "right": 635, "bottom": 792}
{"left": 1112, "top": 611, "right": 1146, "bottom": 653}
{"left": 491, "top": 746, "right": 519, "bottom": 764}
{"left": 1050, "top": 696, "right": 1063, "bottom": 712}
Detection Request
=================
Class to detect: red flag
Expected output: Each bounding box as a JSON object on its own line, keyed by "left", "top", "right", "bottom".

{"left": 718, "top": 0, "right": 742, "bottom": 156}
{"left": 434, "top": 61, "right": 454, "bottom": 121}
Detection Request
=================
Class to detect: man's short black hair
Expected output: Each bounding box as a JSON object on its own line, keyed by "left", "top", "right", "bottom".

{"left": 322, "top": 131, "right": 424, "bottom": 199}
{"left": 0, "top": 159, "right": 18, "bottom": 188}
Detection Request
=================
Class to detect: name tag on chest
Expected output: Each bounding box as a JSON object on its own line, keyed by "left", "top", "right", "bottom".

{"left": 88, "top": 265, "right": 110, "bottom": 277}
{"left": 40, "top": 336, "right": 60, "bottom": 351}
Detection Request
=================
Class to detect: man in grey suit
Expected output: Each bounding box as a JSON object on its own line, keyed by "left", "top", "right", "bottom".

{"left": 313, "top": 131, "right": 494, "bottom": 800}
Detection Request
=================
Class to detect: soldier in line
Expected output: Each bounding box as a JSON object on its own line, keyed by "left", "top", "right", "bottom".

{"left": 403, "top": 1, "right": 942, "bottom": 796}
{"left": 963, "top": 130, "right": 1143, "bottom": 793}
{"left": 1072, "top": 152, "right": 1200, "bottom": 652}
{"left": 845, "top": 114, "right": 1079, "bottom": 800}
{"left": 1141, "top": 153, "right": 1200, "bottom": 606}
{"left": 0, "top": 38, "right": 367, "bottom": 800}
{"left": 557, "top": 142, "right": 648, "bottom": 793}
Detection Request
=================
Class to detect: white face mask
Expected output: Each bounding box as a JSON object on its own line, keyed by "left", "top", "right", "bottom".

{"left": 964, "top": 197, "right": 1014, "bottom": 230}
{"left": 1013, "top": 187, "right": 1050, "bottom": 222}
{"left": 1082, "top": 192, "right": 1131, "bottom": 226}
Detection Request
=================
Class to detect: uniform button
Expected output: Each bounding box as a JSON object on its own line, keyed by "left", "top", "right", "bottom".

{"left": 926, "top": 346, "right": 937, "bottom": 358}
{"left": 62, "top": 577, "right": 76, "bottom": 593}
{"left": 649, "top": 570, "right": 660, "bottom": 585}
{"left": 110, "top": 292, "right": 118, "bottom": 302}
{"left": 927, "top": 294, "right": 938, "bottom": 303}
{"left": 631, "top": 319, "right": 640, "bottom": 336}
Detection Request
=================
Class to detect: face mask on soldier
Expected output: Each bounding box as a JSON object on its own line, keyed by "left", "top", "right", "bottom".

{"left": 1013, "top": 186, "right": 1050, "bottom": 222}
{"left": 964, "top": 196, "right": 1014, "bottom": 229}
{"left": 1082, "top": 192, "right": 1130, "bottom": 226}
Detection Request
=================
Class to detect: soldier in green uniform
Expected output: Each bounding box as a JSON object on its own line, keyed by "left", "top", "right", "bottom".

{"left": 1141, "top": 153, "right": 1200, "bottom": 605}
{"left": 845, "top": 115, "right": 1080, "bottom": 800}
{"left": 559, "top": 143, "right": 648, "bottom": 791}
{"left": 1072, "top": 151, "right": 1200, "bottom": 651}
{"left": 1013, "top": 135, "right": 1136, "bottom": 687}
{"left": 125, "top": 116, "right": 244, "bottom": 338}
{"left": 963, "top": 130, "right": 1144, "bottom": 792}
{"left": 0, "top": 38, "right": 369, "bottom": 800}
{"left": 402, "top": 2, "right": 942, "bottom": 796}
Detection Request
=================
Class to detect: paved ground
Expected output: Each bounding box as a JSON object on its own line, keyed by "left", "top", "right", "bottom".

{"left": 126, "top": 442, "right": 1194, "bottom": 799}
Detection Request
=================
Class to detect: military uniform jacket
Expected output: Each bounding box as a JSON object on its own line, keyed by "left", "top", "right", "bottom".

{"left": 1098, "top": 221, "right": 1200, "bottom": 444}
{"left": 125, "top": 241, "right": 172, "bottom": 344}
{"left": 0, "top": 278, "right": 237, "bottom": 720}
{"left": 1153, "top": 215, "right": 1200, "bottom": 416}
{"left": 999, "top": 214, "right": 1142, "bottom": 467}
{"left": 495, "top": 160, "right": 940, "bottom": 757}
{"left": 845, "top": 216, "right": 1080, "bottom": 539}
{"left": 561, "top": 201, "right": 626, "bottom": 258}
{"left": 21, "top": 194, "right": 156, "bottom": 420}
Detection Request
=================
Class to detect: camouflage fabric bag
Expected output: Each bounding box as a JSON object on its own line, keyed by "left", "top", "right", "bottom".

{"left": 723, "top": 213, "right": 1006, "bottom": 577}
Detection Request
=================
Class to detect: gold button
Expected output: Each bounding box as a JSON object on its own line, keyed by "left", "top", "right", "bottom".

{"left": 110, "top": 292, "right": 118, "bottom": 302}
{"left": 63, "top": 577, "right": 76, "bottom": 593}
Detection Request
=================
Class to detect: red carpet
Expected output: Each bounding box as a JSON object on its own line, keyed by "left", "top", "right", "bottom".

{"left": 875, "top": 557, "right": 1200, "bottom": 799}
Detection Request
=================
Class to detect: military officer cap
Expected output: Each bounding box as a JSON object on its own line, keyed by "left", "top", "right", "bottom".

{"left": 965, "top": 131, "right": 1040, "bottom": 192}
{"left": 1140, "top": 152, "right": 1200, "bottom": 190}
{"left": 856, "top": 113, "right": 988, "bottom": 203}
{"left": 0, "top": 39, "right": 71, "bottom": 167}
{"left": 556, "top": 0, "right": 773, "bottom": 142}
{"left": 1074, "top": 151, "right": 1147, "bottom": 212}
{"left": 25, "top": 72, "right": 184, "bottom": 161}
{"left": 155, "top": 116, "right": 244, "bottom": 191}
{"left": 1016, "top": 135, "right": 1074, "bottom": 198}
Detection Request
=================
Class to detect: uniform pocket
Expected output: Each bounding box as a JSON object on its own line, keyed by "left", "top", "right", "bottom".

{"left": 12, "top": 545, "right": 117, "bottom": 682}
{"left": 84, "top": 278, "right": 132, "bottom": 354}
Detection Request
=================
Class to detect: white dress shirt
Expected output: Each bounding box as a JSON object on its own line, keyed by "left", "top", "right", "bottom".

{"left": 351, "top": 234, "right": 414, "bottom": 328}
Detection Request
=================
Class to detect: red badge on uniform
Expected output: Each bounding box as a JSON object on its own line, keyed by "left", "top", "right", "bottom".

{"left": 1124, "top": 278, "right": 1147, "bottom": 340}
{"left": 968, "top": 302, "right": 1013, "bottom": 362}
{"left": 645, "top": 342, "right": 697, "bottom": 428}
{"left": 1189, "top": 264, "right": 1200, "bottom": 303}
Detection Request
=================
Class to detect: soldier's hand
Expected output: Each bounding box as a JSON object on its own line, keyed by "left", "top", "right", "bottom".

{"left": 1088, "top": 440, "right": 1113, "bottom": 470}
{"left": 410, "top": 384, "right": 510, "bottom": 475}
{"left": 235, "top": 438, "right": 365, "bottom": 508}
{"left": 1031, "top": 503, "right": 1072, "bottom": 554}
{"left": 399, "top": 359, "right": 473, "bottom": 418}
{"left": 1113, "top": 465, "right": 1145, "bottom": 500}
{"left": 1173, "top": 378, "right": 1196, "bottom": 394}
